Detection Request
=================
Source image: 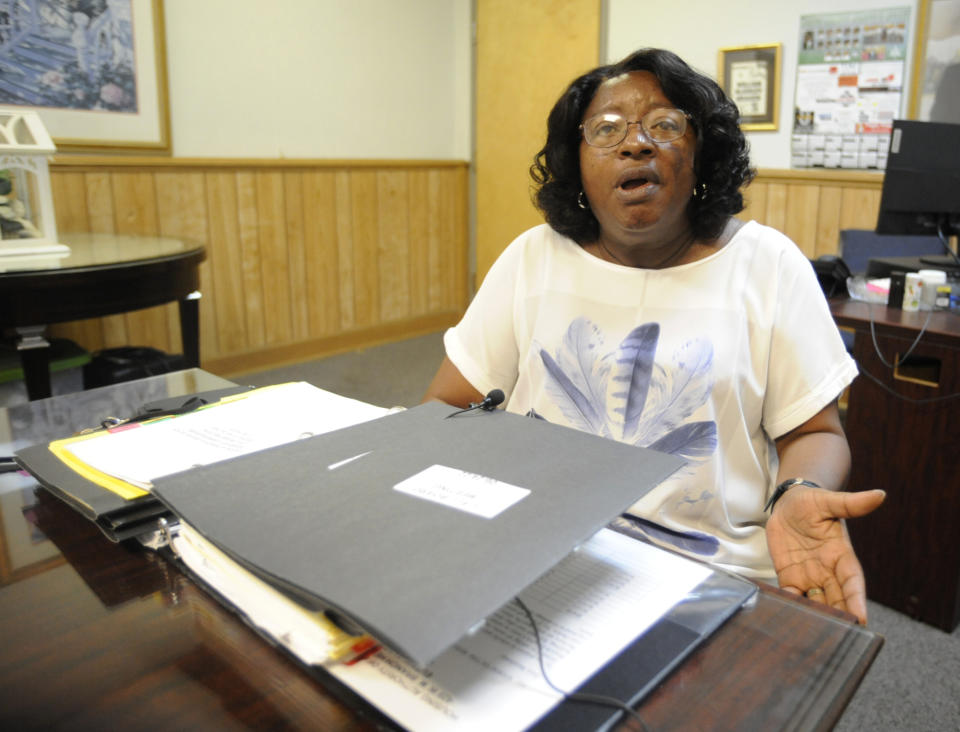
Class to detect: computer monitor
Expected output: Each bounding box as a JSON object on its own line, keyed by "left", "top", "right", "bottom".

{"left": 876, "top": 119, "right": 960, "bottom": 271}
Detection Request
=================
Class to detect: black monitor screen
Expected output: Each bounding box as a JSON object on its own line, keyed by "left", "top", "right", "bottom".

{"left": 876, "top": 119, "right": 960, "bottom": 236}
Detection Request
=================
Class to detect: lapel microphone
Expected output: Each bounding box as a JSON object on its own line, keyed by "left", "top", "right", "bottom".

{"left": 444, "top": 389, "right": 505, "bottom": 418}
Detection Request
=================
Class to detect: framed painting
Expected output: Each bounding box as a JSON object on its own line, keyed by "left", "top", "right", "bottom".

{"left": 718, "top": 43, "right": 781, "bottom": 131}
{"left": 0, "top": 0, "right": 170, "bottom": 154}
{"left": 909, "top": 0, "right": 960, "bottom": 122}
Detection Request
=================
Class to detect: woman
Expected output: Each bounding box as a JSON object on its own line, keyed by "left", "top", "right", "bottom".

{"left": 424, "top": 49, "right": 884, "bottom": 623}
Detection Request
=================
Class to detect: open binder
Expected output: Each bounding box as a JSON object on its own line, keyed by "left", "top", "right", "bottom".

{"left": 15, "top": 385, "right": 254, "bottom": 540}
{"left": 14, "top": 383, "right": 385, "bottom": 540}
{"left": 17, "top": 382, "right": 757, "bottom": 730}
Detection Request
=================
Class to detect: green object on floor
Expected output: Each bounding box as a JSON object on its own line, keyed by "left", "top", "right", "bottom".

{"left": 0, "top": 338, "right": 91, "bottom": 384}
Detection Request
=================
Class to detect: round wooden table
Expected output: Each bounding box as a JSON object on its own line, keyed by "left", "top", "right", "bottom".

{"left": 0, "top": 233, "right": 206, "bottom": 400}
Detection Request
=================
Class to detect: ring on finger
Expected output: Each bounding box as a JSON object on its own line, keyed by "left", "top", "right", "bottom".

{"left": 806, "top": 587, "right": 825, "bottom": 598}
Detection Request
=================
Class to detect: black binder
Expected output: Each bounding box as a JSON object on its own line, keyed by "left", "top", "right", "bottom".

{"left": 15, "top": 443, "right": 166, "bottom": 541}
{"left": 15, "top": 386, "right": 253, "bottom": 541}
{"left": 150, "top": 401, "right": 686, "bottom": 668}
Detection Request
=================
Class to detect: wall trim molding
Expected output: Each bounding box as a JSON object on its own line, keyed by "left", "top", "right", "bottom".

{"left": 753, "top": 167, "right": 883, "bottom": 188}
{"left": 51, "top": 156, "right": 470, "bottom": 170}
{"left": 206, "top": 311, "right": 459, "bottom": 379}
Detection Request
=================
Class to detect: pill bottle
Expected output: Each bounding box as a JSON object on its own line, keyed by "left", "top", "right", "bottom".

{"left": 903, "top": 272, "right": 921, "bottom": 311}
{"left": 918, "top": 269, "right": 947, "bottom": 310}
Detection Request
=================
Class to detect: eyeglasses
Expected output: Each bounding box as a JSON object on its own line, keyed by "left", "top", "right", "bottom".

{"left": 580, "top": 108, "right": 691, "bottom": 147}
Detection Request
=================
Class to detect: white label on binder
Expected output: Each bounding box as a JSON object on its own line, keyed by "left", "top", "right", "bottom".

{"left": 394, "top": 464, "right": 530, "bottom": 518}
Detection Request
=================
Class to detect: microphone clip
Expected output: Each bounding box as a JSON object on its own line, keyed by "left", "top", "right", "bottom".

{"left": 444, "top": 389, "right": 505, "bottom": 419}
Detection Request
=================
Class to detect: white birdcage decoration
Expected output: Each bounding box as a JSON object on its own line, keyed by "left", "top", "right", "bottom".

{"left": 0, "top": 109, "right": 58, "bottom": 249}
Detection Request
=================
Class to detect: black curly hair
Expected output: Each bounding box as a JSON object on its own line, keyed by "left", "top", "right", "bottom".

{"left": 530, "top": 48, "right": 755, "bottom": 244}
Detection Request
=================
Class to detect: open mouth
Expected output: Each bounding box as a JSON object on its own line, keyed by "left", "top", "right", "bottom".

{"left": 616, "top": 169, "right": 659, "bottom": 192}
{"left": 620, "top": 177, "right": 649, "bottom": 191}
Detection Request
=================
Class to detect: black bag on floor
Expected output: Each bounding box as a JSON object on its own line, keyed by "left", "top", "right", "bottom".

{"left": 83, "top": 347, "right": 187, "bottom": 389}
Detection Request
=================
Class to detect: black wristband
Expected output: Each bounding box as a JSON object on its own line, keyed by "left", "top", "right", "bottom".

{"left": 764, "top": 478, "right": 821, "bottom": 512}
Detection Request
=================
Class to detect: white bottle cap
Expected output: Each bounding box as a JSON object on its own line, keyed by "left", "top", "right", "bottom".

{"left": 918, "top": 269, "right": 947, "bottom": 285}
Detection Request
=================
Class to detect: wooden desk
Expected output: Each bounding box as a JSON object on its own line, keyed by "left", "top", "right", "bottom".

{"left": 0, "top": 374, "right": 882, "bottom": 731}
{"left": 831, "top": 299, "right": 960, "bottom": 631}
{"left": 0, "top": 233, "right": 206, "bottom": 400}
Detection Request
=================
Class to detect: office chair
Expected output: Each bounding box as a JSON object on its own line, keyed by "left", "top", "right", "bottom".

{"left": 837, "top": 229, "right": 943, "bottom": 275}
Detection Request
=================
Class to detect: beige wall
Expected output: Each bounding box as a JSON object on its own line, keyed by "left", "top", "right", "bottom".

{"left": 474, "top": 0, "right": 602, "bottom": 287}
{"left": 162, "top": 0, "right": 472, "bottom": 159}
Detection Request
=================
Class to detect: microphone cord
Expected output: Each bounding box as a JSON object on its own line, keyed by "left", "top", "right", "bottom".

{"left": 514, "top": 597, "right": 650, "bottom": 732}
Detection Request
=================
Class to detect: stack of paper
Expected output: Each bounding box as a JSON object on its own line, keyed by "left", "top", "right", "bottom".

{"left": 172, "top": 521, "right": 376, "bottom": 665}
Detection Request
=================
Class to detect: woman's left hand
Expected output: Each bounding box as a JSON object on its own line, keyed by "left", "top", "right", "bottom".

{"left": 765, "top": 486, "right": 886, "bottom": 625}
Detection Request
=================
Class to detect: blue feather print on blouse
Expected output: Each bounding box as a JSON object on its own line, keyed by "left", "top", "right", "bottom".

{"left": 539, "top": 318, "right": 614, "bottom": 438}
{"left": 539, "top": 318, "right": 717, "bottom": 458}
{"left": 537, "top": 318, "right": 720, "bottom": 556}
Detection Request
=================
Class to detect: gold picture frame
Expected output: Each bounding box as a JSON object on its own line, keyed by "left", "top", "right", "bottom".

{"left": 908, "top": 0, "right": 960, "bottom": 121}
{"left": 718, "top": 43, "right": 781, "bottom": 131}
{"left": 0, "top": 0, "right": 171, "bottom": 155}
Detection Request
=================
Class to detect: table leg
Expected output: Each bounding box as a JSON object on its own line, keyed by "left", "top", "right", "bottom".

{"left": 179, "top": 291, "right": 202, "bottom": 367}
{"left": 16, "top": 326, "right": 52, "bottom": 401}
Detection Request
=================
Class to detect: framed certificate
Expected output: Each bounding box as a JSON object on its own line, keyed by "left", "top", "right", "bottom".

{"left": 718, "top": 43, "right": 782, "bottom": 131}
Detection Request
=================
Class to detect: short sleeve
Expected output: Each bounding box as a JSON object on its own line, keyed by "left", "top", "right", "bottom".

{"left": 443, "top": 234, "right": 526, "bottom": 399}
{"left": 762, "top": 247, "right": 859, "bottom": 439}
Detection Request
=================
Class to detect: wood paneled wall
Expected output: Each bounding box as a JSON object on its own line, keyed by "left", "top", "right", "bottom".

{"left": 48, "top": 158, "right": 469, "bottom": 377}
{"left": 740, "top": 168, "right": 884, "bottom": 258}
{"left": 43, "top": 160, "right": 881, "bottom": 378}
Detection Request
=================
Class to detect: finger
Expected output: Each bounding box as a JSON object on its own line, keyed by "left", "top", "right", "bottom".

{"left": 841, "top": 584, "right": 869, "bottom": 625}
{"left": 825, "top": 489, "right": 886, "bottom": 520}
{"left": 837, "top": 555, "right": 870, "bottom": 625}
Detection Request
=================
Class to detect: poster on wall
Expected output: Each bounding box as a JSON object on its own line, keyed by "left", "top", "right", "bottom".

{"left": 792, "top": 7, "right": 910, "bottom": 170}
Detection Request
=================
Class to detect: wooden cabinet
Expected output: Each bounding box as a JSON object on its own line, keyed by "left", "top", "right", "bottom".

{"left": 833, "top": 300, "right": 960, "bottom": 631}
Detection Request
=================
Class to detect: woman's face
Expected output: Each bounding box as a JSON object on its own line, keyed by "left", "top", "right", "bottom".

{"left": 579, "top": 71, "right": 697, "bottom": 253}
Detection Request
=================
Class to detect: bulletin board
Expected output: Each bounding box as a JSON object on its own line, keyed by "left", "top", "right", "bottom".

{"left": 791, "top": 6, "right": 910, "bottom": 170}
